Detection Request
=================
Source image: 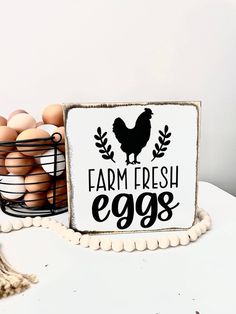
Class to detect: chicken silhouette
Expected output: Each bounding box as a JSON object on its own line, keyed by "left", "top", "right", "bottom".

{"left": 113, "top": 108, "right": 153, "bottom": 165}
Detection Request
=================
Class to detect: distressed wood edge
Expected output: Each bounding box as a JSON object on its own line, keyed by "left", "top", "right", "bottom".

{"left": 63, "top": 101, "right": 201, "bottom": 234}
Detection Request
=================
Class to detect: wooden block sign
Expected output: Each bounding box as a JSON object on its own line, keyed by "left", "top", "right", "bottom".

{"left": 64, "top": 102, "right": 200, "bottom": 234}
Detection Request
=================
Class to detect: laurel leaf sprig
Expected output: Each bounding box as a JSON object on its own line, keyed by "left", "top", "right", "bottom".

{"left": 151, "top": 125, "right": 171, "bottom": 161}
{"left": 94, "top": 127, "right": 115, "bottom": 163}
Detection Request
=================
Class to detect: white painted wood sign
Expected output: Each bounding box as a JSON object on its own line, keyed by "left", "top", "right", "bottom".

{"left": 64, "top": 102, "right": 200, "bottom": 234}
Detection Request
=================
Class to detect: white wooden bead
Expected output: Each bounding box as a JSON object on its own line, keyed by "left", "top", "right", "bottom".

{"left": 12, "top": 219, "right": 23, "bottom": 231}
{"left": 199, "top": 221, "right": 207, "bottom": 233}
{"left": 169, "top": 234, "right": 180, "bottom": 247}
{"left": 100, "top": 238, "right": 112, "bottom": 251}
{"left": 48, "top": 219, "right": 57, "bottom": 229}
{"left": 135, "top": 238, "right": 146, "bottom": 251}
{"left": 41, "top": 217, "right": 51, "bottom": 228}
{"left": 33, "top": 217, "right": 42, "bottom": 227}
{"left": 71, "top": 232, "right": 81, "bottom": 245}
{"left": 203, "top": 218, "right": 211, "bottom": 230}
{"left": 51, "top": 222, "right": 62, "bottom": 232}
{"left": 198, "top": 210, "right": 207, "bottom": 220}
{"left": 23, "top": 217, "right": 33, "bottom": 228}
{"left": 89, "top": 237, "right": 100, "bottom": 250}
{"left": 60, "top": 228, "right": 68, "bottom": 238}
{"left": 1, "top": 222, "right": 13, "bottom": 233}
{"left": 205, "top": 214, "right": 211, "bottom": 220}
{"left": 64, "top": 229, "right": 75, "bottom": 241}
{"left": 57, "top": 223, "right": 65, "bottom": 233}
{"left": 112, "top": 239, "right": 123, "bottom": 252}
{"left": 158, "top": 237, "right": 170, "bottom": 249}
{"left": 188, "top": 228, "right": 198, "bottom": 241}
{"left": 194, "top": 224, "right": 202, "bottom": 237}
{"left": 204, "top": 215, "right": 211, "bottom": 223}
{"left": 58, "top": 225, "right": 67, "bottom": 236}
{"left": 80, "top": 234, "right": 90, "bottom": 248}
{"left": 147, "top": 238, "right": 158, "bottom": 250}
{"left": 123, "top": 239, "right": 135, "bottom": 252}
{"left": 179, "top": 232, "right": 190, "bottom": 246}
{"left": 49, "top": 221, "right": 57, "bottom": 231}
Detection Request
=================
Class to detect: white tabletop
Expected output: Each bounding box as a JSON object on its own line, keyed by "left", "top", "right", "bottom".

{"left": 0, "top": 181, "right": 235, "bottom": 314}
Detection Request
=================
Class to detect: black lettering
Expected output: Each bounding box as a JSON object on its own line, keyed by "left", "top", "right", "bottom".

{"left": 88, "top": 169, "right": 95, "bottom": 192}
{"left": 159, "top": 167, "right": 168, "bottom": 188}
{"left": 92, "top": 194, "right": 110, "bottom": 222}
{"left": 112, "top": 194, "right": 134, "bottom": 229}
{"left": 117, "top": 168, "right": 128, "bottom": 190}
{"left": 107, "top": 168, "right": 115, "bottom": 191}
{"left": 170, "top": 166, "right": 179, "bottom": 188}
{"left": 134, "top": 167, "right": 141, "bottom": 189}
{"left": 136, "top": 192, "right": 157, "bottom": 228}
{"left": 158, "top": 192, "right": 179, "bottom": 221}
{"left": 152, "top": 167, "right": 158, "bottom": 189}
{"left": 142, "top": 167, "right": 150, "bottom": 189}
{"left": 96, "top": 169, "right": 106, "bottom": 191}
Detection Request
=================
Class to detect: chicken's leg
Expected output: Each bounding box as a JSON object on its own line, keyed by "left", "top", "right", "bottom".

{"left": 133, "top": 154, "right": 140, "bottom": 164}
{"left": 126, "top": 153, "right": 133, "bottom": 165}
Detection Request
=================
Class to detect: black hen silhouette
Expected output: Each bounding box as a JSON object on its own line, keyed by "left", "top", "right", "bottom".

{"left": 113, "top": 108, "right": 153, "bottom": 165}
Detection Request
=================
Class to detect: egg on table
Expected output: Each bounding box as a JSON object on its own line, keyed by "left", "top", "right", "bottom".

{"left": 25, "top": 167, "right": 51, "bottom": 192}
{"left": 8, "top": 113, "right": 36, "bottom": 133}
{"left": 40, "top": 149, "right": 65, "bottom": 176}
{"left": 24, "top": 191, "right": 47, "bottom": 208}
{"left": 42, "top": 104, "right": 64, "bottom": 127}
{"left": 5, "top": 151, "right": 34, "bottom": 175}
{"left": 0, "top": 126, "right": 18, "bottom": 154}
{"left": 0, "top": 174, "right": 26, "bottom": 200}
{"left": 16, "top": 128, "right": 50, "bottom": 156}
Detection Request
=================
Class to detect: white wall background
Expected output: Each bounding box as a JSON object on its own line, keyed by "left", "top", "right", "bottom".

{"left": 0, "top": 0, "right": 235, "bottom": 195}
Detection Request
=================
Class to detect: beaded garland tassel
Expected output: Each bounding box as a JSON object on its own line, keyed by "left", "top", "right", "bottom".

{"left": 0, "top": 208, "right": 211, "bottom": 298}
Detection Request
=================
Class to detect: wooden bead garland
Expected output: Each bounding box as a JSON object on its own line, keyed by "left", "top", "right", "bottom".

{"left": 0, "top": 209, "right": 212, "bottom": 253}
{"left": 0, "top": 208, "right": 211, "bottom": 298}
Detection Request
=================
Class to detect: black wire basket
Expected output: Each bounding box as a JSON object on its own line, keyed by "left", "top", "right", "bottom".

{"left": 0, "top": 132, "right": 68, "bottom": 217}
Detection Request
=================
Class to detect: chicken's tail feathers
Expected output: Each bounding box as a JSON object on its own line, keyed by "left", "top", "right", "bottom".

{"left": 112, "top": 117, "right": 128, "bottom": 143}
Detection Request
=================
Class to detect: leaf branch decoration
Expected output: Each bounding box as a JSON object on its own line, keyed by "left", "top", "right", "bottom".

{"left": 94, "top": 127, "right": 116, "bottom": 163}
{"left": 151, "top": 125, "right": 171, "bottom": 161}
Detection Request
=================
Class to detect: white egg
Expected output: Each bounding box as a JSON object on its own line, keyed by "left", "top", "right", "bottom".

{"left": 37, "top": 124, "right": 57, "bottom": 135}
{"left": 0, "top": 174, "right": 26, "bottom": 200}
{"left": 39, "top": 149, "right": 65, "bottom": 176}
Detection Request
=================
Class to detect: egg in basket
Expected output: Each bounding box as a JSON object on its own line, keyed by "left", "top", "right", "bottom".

{"left": 0, "top": 105, "right": 67, "bottom": 217}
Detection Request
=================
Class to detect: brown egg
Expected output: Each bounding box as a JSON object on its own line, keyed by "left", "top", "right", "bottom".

{"left": 24, "top": 192, "right": 47, "bottom": 208}
{"left": 0, "top": 115, "right": 7, "bottom": 126}
{"left": 5, "top": 151, "right": 34, "bottom": 175}
{"left": 7, "top": 113, "right": 36, "bottom": 133}
{"left": 0, "top": 157, "right": 8, "bottom": 175}
{"left": 8, "top": 109, "right": 28, "bottom": 120}
{"left": 47, "top": 179, "right": 67, "bottom": 206}
{"left": 42, "top": 104, "right": 64, "bottom": 126}
{"left": 16, "top": 128, "right": 50, "bottom": 156}
{"left": 25, "top": 167, "right": 51, "bottom": 192}
{"left": 53, "top": 126, "right": 65, "bottom": 152}
{"left": 0, "top": 126, "right": 18, "bottom": 154}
